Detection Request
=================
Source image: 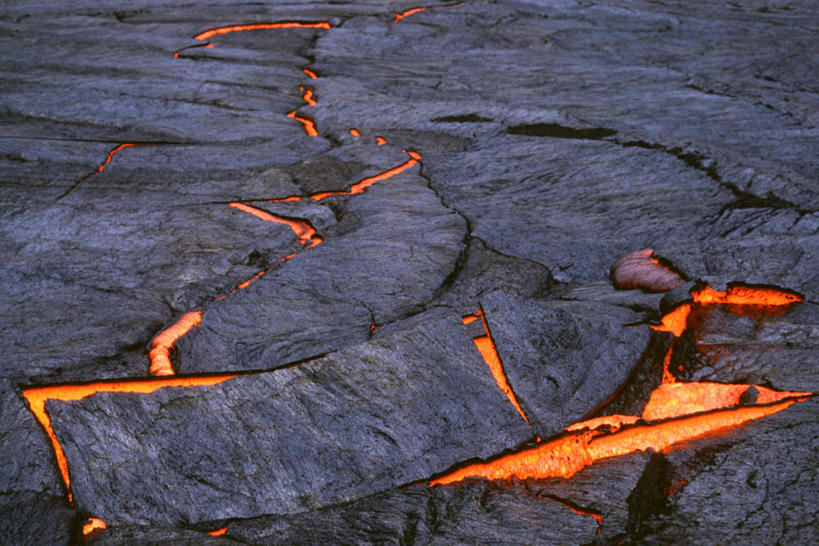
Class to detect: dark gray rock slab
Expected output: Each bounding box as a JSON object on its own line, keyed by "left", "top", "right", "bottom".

{"left": 680, "top": 301, "right": 819, "bottom": 392}
{"left": 480, "top": 290, "right": 651, "bottom": 439}
{"left": 179, "top": 174, "right": 467, "bottom": 373}
{"left": 48, "top": 317, "right": 533, "bottom": 526}
{"left": 0, "top": 379, "right": 75, "bottom": 544}
{"left": 224, "top": 451, "right": 649, "bottom": 544}
{"left": 636, "top": 398, "right": 819, "bottom": 544}
{"left": 87, "top": 525, "right": 232, "bottom": 545}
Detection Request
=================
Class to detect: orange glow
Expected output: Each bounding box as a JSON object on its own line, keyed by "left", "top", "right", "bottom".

{"left": 463, "top": 310, "right": 529, "bottom": 424}
{"left": 641, "top": 382, "right": 809, "bottom": 421}
{"left": 287, "top": 110, "right": 318, "bottom": 137}
{"left": 149, "top": 311, "right": 202, "bottom": 376}
{"left": 393, "top": 2, "right": 463, "bottom": 22}
{"left": 566, "top": 415, "right": 639, "bottom": 433}
{"left": 539, "top": 494, "right": 603, "bottom": 535}
{"left": 652, "top": 304, "right": 691, "bottom": 338}
{"left": 376, "top": 136, "right": 387, "bottom": 145}
{"left": 22, "top": 374, "right": 238, "bottom": 495}
{"left": 193, "top": 22, "right": 331, "bottom": 41}
{"left": 237, "top": 270, "right": 265, "bottom": 290}
{"left": 208, "top": 527, "right": 228, "bottom": 536}
{"left": 660, "top": 347, "right": 675, "bottom": 384}
{"left": 691, "top": 285, "right": 803, "bottom": 306}
{"left": 82, "top": 517, "right": 106, "bottom": 535}
{"left": 300, "top": 86, "right": 316, "bottom": 106}
{"left": 310, "top": 150, "right": 421, "bottom": 201}
{"left": 228, "top": 202, "right": 320, "bottom": 248}
{"left": 58, "top": 143, "right": 138, "bottom": 199}
{"left": 431, "top": 398, "right": 803, "bottom": 485}
{"left": 303, "top": 68, "right": 318, "bottom": 79}
{"left": 350, "top": 128, "right": 360, "bottom": 137}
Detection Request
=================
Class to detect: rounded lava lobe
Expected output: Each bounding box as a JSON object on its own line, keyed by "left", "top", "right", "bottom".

{"left": 610, "top": 249, "right": 683, "bottom": 293}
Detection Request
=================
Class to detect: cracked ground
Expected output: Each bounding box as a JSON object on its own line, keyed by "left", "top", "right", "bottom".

{"left": 1, "top": 0, "right": 817, "bottom": 544}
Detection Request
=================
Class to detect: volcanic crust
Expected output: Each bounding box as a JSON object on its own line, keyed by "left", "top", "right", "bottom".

{"left": 0, "top": 0, "right": 817, "bottom": 543}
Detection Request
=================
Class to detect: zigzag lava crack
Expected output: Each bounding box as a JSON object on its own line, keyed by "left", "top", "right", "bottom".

{"left": 57, "top": 143, "right": 142, "bottom": 199}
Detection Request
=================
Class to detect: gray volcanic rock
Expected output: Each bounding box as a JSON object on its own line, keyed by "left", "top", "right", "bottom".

{"left": 224, "top": 451, "right": 649, "bottom": 544}
{"left": 0, "top": 379, "right": 75, "bottom": 544}
{"left": 680, "top": 301, "right": 819, "bottom": 392}
{"left": 480, "top": 290, "right": 651, "bottom": 439}
{"left": 178, "top": 172, "right": 467, "bottom": 373}
{"left": 47, "top": 317, "right": 533, "bottom": 526}
{"left": 636, "top": 398, "right": 819, "bottom": 544}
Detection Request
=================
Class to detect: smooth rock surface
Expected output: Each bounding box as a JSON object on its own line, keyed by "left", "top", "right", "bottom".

{"left": 48, "top": 318, "right": 533, "bottom": 525}
{"left": 480, "top": 290, "right": 651, "bottom": 438}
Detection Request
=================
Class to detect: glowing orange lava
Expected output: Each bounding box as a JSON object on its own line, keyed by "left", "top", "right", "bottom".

{"left": 641, "top": 382, "right": 809, "bottom": 421}
{"left": 691, "top": 285, "right": 803, "bottom": 306}
{"left": 22, "top": 374, "right": 238, "bottom": 495}
{"left": 311, "top": 150, "right": 421, "bottom": 200}
{"left": 228, "top": 202, "right": 321, "bottom": 249}
{"left": 462, "top": 311, "right": 529, "bottom": 424}
{"left": 81, "top": 518, "right": 106, "bottom": 535}
{"left": 300, "top": 86, "right": 316, "bottom": 106}
{"left": 58, "top": 143, "right": 139, "bottom": 199}
{"left": 431, "top": 397, "right": 805, "bottom": 485}
{"left": 303, "top": 68, "right": 318, "bottom": 79}
{"left": 149, "top": 311, "right": 202, "bottom": 376}
{"left": 208, "top": 527, "right": 228, "bottom": 536}
{"left": 193, "top": 22, "right": 331, "bottom": 41}
{"left": 376, "top": 136, "right": 387, "bottom": 145}
{"left": 393, "top": 2, "right": 463, "bottom": 22}
{"left": 566, "top": 415, "right": 640, "bottom": 433}
{"left": 350, "top": 128, "right": 360, "bottom": 137}
{"left": 652, "top": 304, "right": 691, "bottom": 337}
{"left": 539, "top": 494, "right": 603, "bottom": 535}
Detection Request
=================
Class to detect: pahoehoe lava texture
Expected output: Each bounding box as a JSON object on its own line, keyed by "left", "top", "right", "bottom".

{"left": 0, "top": 0, "right": 817, "bottom": 543}
{"left": 47, "top": 318, "right": 532, "bottom": 525}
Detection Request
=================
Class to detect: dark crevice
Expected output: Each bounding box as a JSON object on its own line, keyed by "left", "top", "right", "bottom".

{"left": 626, "top": 452, "right": 672, "bottom": 541}
{"left": 508, "top": 123, "right": 617, "bottom": 140}
{"left": 432, "top": 113, "right": 493, "bottom": 123}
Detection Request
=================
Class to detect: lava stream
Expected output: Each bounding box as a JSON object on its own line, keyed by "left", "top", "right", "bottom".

{"left": 228, "top": 202, "right": 321, "bottom": 249}
{"left": 81, "top": 518, "right": 106, "bottom": 536}
{"left": 149, "top": 311, "right": 203, "bottom": 376}
{"left": 309, "top": 150, "right": 422, "bottom": 201}
{"left": 287, "top": 86, "right": 319, "bottom": 137}
{"left": 22, "top": 374, "right": 238, "bottom": 495}
{"left": 57, "top": 143, "right": 140, "bottom": 199}
{"left": 462, "top": 310, "right": 529, "bottom": 424}
{"left": 193, "top": 22, "right": 331, "bottom": 41}
{"left": 431, "top": 397, "right": 807, "bottom": 485}
{"left": 539, "top": 494, "right": 603, "bottom": 535}
{"left": 393, "top": 2, "right": 464, "bottom": 23}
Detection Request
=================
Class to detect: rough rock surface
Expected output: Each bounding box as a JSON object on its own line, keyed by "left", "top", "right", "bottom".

{"left": 223, "top": 451, "right": 649, "bottom": 544}
{"left": 480, "top": 290, "right": 651, "bottom": 439}
{"left": 637, "top": 399, "right": 819, "bottom": 544}
{"left": 0, "top": 0, "right": 816, "bottom": 543}
{"left": 48, "top": 318, "right": 533, "bottom": 525}
{"left": 0, "top": 379, "right": 75, "bottom": 544}
{"left": 681, "top": 301, "right": 819, "bottom": 392}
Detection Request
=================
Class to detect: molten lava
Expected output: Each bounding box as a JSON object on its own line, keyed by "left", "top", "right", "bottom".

{"left": 462, "top": 311, "right": 529, "bottom": 424}
{"left": 81, "top": 518, "right": 106, "bottom": 536}
{"left": 308, "top": 150, "right": 422, "bottom": 201}
{"left": 193, "top": 22, "right": 331, "bottom": 41}
{"left": 641, "top": 382, "right": 809, "bottom": 421}
{"left": 691, "top": 285, "right": 803, "bottom": 306}
{"left": 149, "top": 311, "right": 203, "bottom": 376}
{"left": 376, "top": 136, "right": 387, "bottom": 145}
{"left": 22, "top": 374, "right": 238, "bottom": 495}
{"left": 350, "top": 128, "right": 361, "bottom": 137}
{"left": 228, "top": 202, "right": 321, "bottom": 249}
{"left": 393, "top": 2, "right": 464, "bottom": 22}
{"left": 208, "top": 527, "right": 228, "bottom": 536}
{"left": 303, "top": 68, "right": 318, "bottom": 79}
{"left": 431, "top": 397, "right": 805, "bottom": 485}
{"left": 58, "top": 143, "right": 139, "bottom": 199}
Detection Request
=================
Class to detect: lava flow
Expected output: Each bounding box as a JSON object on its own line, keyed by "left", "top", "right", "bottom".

{"left": 57, "top": 143, "right": 141, "bottom": 199}
{"left": 149, "top": 311, "right": 202, "bottom": 376}
{"left": 81, "top": 518, "right": 106, "bottom": 536}
{"left": 432, "top": 284, "right": 811, "bottom": 487}
{"left": 287, "top": 86, "right": 319, "bottom": 137}
{"left": 193, "top": 22, "right": 331, "bottom": 41}
{"left": 308, "top": 150, "right": 422, "bottom": 201}
{"left": 463, "top": 310, "right": 529, "bottom": 424}
{"left": 393, "top": 2, "right": 464, "bottom": 23}
{"left": 22, "top": 374, "right": 238, "bottom": 496}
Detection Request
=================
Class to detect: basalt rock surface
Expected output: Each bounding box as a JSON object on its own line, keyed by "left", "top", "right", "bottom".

{"left": 1, "top": 0, "right": 817, "bottom": 543}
